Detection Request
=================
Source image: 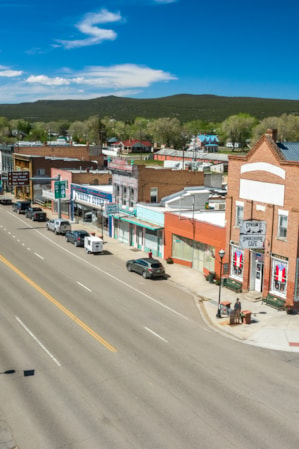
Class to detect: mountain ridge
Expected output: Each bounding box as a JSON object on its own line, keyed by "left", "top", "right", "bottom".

{"left": 1, "top": 94, "right": 299, "bottom": 123}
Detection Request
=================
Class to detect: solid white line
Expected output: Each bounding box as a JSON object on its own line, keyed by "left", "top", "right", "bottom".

{"left": 145, "top": 326, "right": 168, "bottom": 343}
{"left": 16, "top": 316, "right": 61, "bottom": 367}
{"left": 34, "top": 252, "right": 44, "bottom": 260}
{"left": 77, "top": 281, "right": 92, "bottom": 293}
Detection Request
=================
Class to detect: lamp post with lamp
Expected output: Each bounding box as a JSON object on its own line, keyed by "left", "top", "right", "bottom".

{"left": 216, "top": 249, "right": 225, "bottom": 318}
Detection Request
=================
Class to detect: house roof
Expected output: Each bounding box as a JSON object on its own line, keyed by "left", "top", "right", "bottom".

{"left": 277, "top": 142, "right": 299, "bottom": 161}
{"left": 119, "top": 139, "right": 152, "bottom": 147}
{"left": 156, "top": 148, "right": 228, "bottom": 161}
{"left": 197, "top": 134, "right": 219, "bottom": 144}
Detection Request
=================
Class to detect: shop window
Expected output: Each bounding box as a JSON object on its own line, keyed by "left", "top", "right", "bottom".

{"left": 235, "top": 204, "right": 244, "bottom": 227}
{"left": 271, "top": 257, "right": 287, "bottom": 297}
{"left": 278, "top": 212, "right": 288, "bottom": 239}
{"left": 231, "top": 246, "right": 244, "bottom": 280}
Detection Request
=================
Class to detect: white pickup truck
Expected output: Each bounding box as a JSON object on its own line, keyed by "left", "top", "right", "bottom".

{"left": 47, "top": 218, "right": 71, "bottom": 235}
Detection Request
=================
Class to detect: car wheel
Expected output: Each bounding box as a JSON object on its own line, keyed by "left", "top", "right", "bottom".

{"left": 127, "top": 264, "right": 132, "bottom": 272}
{"left": 142, "top": 270, "right": 148, "bottom": 279}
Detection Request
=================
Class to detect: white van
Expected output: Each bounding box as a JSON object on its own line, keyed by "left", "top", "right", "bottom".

{"left": 84, "top": 236, "right": 103, "bottom": 254}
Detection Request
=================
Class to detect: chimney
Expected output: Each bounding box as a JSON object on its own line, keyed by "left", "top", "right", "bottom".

{"left": 266, "top": 129, "right": 277, "bottom": 142}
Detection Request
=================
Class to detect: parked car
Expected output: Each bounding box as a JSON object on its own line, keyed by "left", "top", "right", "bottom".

{"left": 65, "top": 230, "right": 90, "bottom": 247}
{"left": 25, "top": 206, "right": 47, "bottom": 221}
{"left": 126, "top": 258, "right": 166, "bottom": 279}
{"left": 0, "top": 197, "right": 12, "bottom": 205}
{"left": 47, "top": 218, "right": 71, "bottom": 235}
{"left": 12, "top": 200, "right": 31, "bottom": 214}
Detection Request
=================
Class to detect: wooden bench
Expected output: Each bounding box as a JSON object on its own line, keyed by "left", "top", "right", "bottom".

{"left": 223, "top": 278, "right": 242, "bottom": 293}
{"left": 263, "top": 294, "right": 285, "bottom": 310}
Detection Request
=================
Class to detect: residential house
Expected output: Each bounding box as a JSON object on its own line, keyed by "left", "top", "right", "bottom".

{"left": 117, "top": 139, "right": 152, "bottom": 154}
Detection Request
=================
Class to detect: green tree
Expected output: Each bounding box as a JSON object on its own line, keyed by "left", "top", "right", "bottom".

{"left": 67, "top": 120, "right": 89, "bottom": 143}
{"left": 148, "top": 117, "right": 185, "bottom": 148}
{"left": 86, "top": 116, "right": 107, "bottom": 150}
{"left": 221, "top": 113, "right": 257, "bottom": 150}
{"left": 29, "top": 122, "right": 47, "bottom": 142}
{"left": 251, "top": 114, "right": 299, "bottom": 144}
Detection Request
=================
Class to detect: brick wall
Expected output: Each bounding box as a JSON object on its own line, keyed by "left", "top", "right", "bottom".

{"left": 137, "top": 166, "right": 205, "bottom": 202}
{"left": 226, "top": 134, "right": 299, "bottom": 303}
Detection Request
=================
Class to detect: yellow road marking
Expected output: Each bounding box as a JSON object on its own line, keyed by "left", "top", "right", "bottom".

{"left": 0, "top": 254, "right": 117, "bottom": 353}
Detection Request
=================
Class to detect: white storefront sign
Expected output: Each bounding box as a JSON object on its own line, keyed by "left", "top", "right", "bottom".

{"left": 239, "top": 220, "right": 266, "bottom": 249}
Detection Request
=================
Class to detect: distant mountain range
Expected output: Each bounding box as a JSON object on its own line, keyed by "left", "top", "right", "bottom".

{"left": 1, "top": 94, "right": 299, "bottom": 123}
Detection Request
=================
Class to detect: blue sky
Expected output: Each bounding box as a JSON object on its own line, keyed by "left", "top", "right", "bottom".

{"left": 0, "top": 0, "right": 298, "bottom": 103}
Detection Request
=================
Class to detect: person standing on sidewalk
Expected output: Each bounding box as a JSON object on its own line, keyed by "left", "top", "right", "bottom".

{"left": 148, "top": 250, "right": 152, "bottom": 258}
{"left": 234, "top": 298, "right": 242, "bottom": 324}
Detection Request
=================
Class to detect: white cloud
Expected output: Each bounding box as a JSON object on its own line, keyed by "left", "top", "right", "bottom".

{"left": 25, "top": 64, "right": 176, "bottom": 90}
{"left": 26, "top": 75, "right": 71, "bottom": 86}
{"left": 0, "top": 67, "right": 23, "bottom": 77}
{"left": 73, "top": 64, "right": 177, "bottom": 88}
{"left": 0, "top": 64, "right": 177, "bottom": 102}
{"left": 56, "top": 9, "right": 122, "bottom": 49}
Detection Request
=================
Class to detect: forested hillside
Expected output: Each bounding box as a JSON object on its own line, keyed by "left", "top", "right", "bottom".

{"left": 1, "top": 94, "right": 299, "bottom": 123}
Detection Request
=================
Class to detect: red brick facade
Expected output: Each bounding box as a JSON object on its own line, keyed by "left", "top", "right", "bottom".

{"left": 164, "top": 211, "right": 226, "bottom": 276}
{"left": 225, "top": 131, "right": 299, "bottom": 307}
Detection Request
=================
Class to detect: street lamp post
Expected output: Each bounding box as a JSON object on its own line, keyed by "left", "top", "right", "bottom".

{"left": 216, "top": 249, "right": 225, "bottom": 319}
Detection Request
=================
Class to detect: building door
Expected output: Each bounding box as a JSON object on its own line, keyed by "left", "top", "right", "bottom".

{"left": 129, "top": 225, "right": 134, "bottom": 246}
{"left": 137, "top": 227, "right": 143, "bottom": 249}
{"left": 255, "top": 261, "right": 264, "bottom": 292}
{"left": 250, "top": 251, "right": 264, "bottom": 292}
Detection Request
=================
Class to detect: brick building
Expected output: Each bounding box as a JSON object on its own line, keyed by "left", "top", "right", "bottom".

{"left": 225, "top": 129, "right": 299, "bottom": 308}
{"left": 108, "top": 158, "right": 205, "bottom": 206}
{"left": 164, "top": 210, "right": 226, "bottom": 275}
{"left": 13, "top": 154, "right": 99, "bottom": 201}
{"left": 15, "top": 144, "right": 104, "bottom": 166}
{"left": 108, "top": 158, "right": 206, "bottom": 251}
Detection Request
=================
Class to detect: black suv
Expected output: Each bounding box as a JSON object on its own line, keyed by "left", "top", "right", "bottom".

{"left": 12, "top": 200, "right": 31, "bottom": 214}
{"left": 65, "top": 230, "right": 90, "bottom": 247}
{"left": 126, "top": 258, "right": 166, "bottom": 279}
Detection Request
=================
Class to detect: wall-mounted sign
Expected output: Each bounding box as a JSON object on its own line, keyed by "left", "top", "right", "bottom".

{"left": 240, "top": 220, "right": 266, "bottom": 249}
{"left": 8, "top": 171, "right": 29, "bottom": 186}
{"left": 105, "top": 202, "right": 119, "bottom": 215}
{"left": 240, "top": 220, "right": 266, "bottom": 235}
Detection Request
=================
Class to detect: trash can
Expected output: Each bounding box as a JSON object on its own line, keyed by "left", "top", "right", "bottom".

{"left": 242, "top": 310, "right": 251, "bottom": 324}
{"left": 229, "top": 310, "right": 236, "bottom": 325}
{"left": 208, "top": 272, "right": 215, "bottom": 283}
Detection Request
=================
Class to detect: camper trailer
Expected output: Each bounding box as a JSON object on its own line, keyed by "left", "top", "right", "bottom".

{"left": 84, "top": 235, "right": 104, "bottom": 254}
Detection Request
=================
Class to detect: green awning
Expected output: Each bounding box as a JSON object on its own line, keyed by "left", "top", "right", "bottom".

{"left": 114, "top": 214, "right": 163, "bottom": 231}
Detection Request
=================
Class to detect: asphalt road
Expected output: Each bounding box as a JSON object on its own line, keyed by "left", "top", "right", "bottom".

{"left": 1, "top": 205, "right": 299, "bottom": 449}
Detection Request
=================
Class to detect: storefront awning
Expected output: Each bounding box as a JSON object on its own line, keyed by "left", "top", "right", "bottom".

{"left": 74, "top": 198, "right": 106, "bottom": 210}
{"left": 114, "top": 214, "right": 164, "bottom": 231}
